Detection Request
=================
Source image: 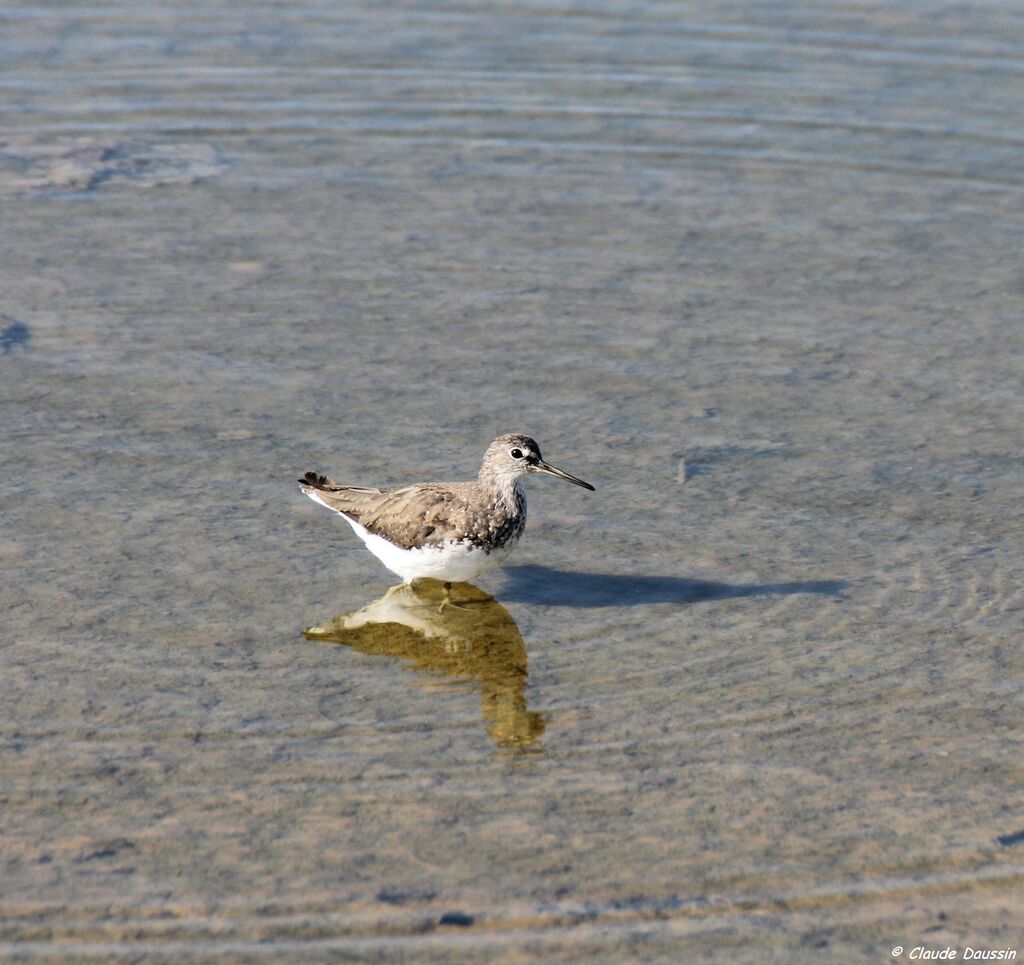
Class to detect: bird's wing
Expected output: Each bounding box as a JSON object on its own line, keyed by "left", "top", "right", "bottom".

{"left": 299, "top": 473, "right": 475, "bottom": 549}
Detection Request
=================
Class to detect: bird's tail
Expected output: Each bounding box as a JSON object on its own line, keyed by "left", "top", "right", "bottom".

{"left": 298, "top": 470, "right": 344, "bottom": 492}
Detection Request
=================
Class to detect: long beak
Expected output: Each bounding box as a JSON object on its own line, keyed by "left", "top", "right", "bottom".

{"left": 533, "top": 459, "right": 595, "bottom": 491}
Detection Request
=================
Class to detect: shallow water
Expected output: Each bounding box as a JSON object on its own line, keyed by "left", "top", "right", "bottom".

{"left": 2, "top": 1, "right": 1023, "bottom": 960}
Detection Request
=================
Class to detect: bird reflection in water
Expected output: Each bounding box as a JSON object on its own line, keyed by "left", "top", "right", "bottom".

{"left": 304, "top": 579, "right": 545, "bottom": 749}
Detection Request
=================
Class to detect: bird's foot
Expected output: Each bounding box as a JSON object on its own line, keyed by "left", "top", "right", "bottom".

{"left": 438, "top": 581, "right": 471, "bottom": 613}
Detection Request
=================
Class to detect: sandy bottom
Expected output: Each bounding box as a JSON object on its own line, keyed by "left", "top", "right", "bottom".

{"left": 1, "top": 1, "right": 1022, "bottom": 960}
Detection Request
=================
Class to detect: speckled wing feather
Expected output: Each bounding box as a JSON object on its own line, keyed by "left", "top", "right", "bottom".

{"left": 299, "top": 472, "right": 485, "bottom": 550}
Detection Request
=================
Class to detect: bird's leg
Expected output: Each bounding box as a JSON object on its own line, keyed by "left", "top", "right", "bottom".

{"left": 439, "top": 581, "right": 470, "bottom": 613}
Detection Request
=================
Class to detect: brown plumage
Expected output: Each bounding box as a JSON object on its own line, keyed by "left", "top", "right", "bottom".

{"left": 298, "top": 433, "right": 594, "bottom": 583}
{"left": 298, "top": 471, "right": 523, "bottom": 551}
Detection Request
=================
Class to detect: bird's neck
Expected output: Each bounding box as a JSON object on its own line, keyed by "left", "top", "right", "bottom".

{"left": 480, "top": 472, "right": 526, "bottom": 516}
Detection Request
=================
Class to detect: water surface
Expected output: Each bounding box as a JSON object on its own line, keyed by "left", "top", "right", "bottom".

{"left": 2, "top": 1, "right": 1022, "bottom": 960}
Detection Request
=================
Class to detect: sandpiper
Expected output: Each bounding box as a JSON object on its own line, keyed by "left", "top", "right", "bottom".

{"left": 298, "top": 433, "right": 594, "bottom": 584}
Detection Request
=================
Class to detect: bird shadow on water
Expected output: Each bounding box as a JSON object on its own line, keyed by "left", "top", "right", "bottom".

{"left": 500, "top": 564, "right": 848, "bottom": 608}
{"left": 302, "top": 572, "right": 846, "bottom": 750}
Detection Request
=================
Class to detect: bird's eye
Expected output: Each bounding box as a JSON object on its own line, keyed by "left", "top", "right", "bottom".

{"left": 510, "top": 448, "right": 524, "bottom": 459}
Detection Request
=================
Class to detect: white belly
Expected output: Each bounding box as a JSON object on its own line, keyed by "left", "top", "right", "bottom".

{"left": 305, "top": 488, "right": 520, "bottom": 583}
{"left": 345, "top": 516, "right": 515, "bottom": 583}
